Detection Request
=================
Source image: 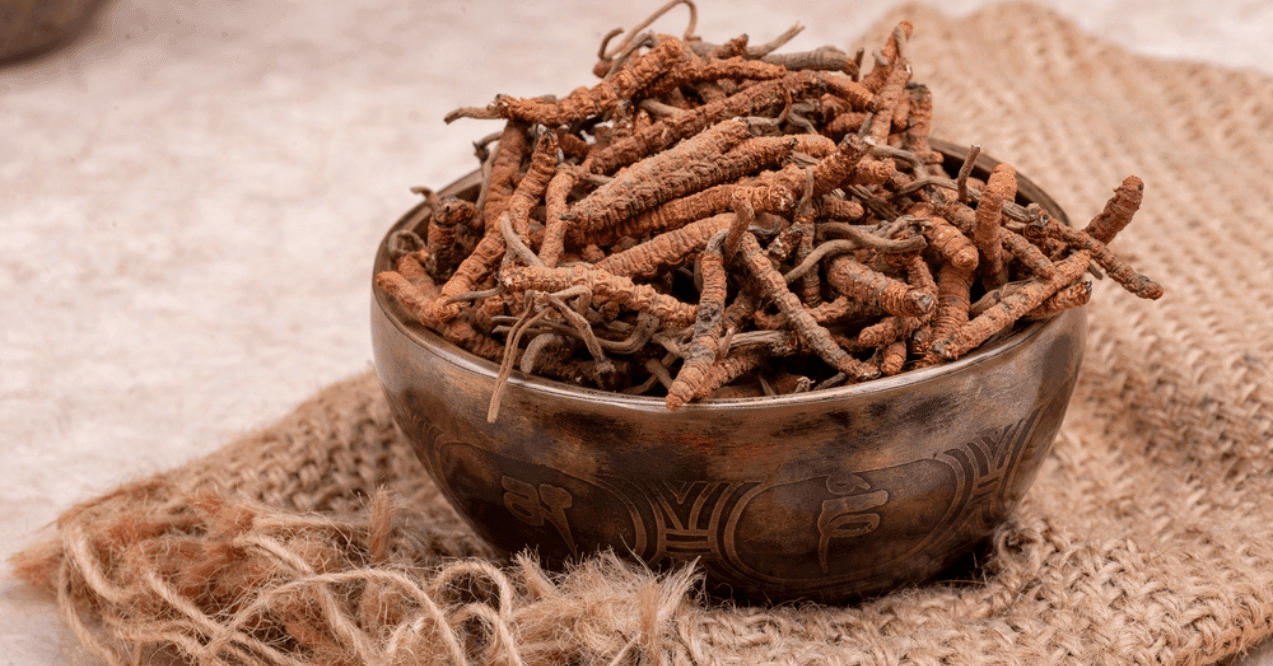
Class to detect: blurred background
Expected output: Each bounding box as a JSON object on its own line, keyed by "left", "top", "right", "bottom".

{"left": 2, "top": 0, "right": 1271, "bottom": 662}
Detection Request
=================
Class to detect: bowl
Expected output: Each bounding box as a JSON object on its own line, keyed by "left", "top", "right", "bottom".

{"left": 371, "top": 141, "right": 1086, "bottom": 603}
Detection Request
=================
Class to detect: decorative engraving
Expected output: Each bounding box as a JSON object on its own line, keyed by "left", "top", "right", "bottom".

{"left": 386, "top": 381, "right": 1061, "bottom": 599}
{"left": 645, "top": 480, "right": 751, "bottom": 564}
{"left": 925, "top": 406, "right": 1044, "bottom": 558}
{"left": 502, "top": 476, "right": 577, "bottom": 554}
{"left": 816, "top": 473, "right": 889, "bottom": 574}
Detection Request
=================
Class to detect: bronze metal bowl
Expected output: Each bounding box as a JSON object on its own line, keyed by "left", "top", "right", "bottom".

{"left": 371, "top": 141, "right": 1085, "bottom": 603}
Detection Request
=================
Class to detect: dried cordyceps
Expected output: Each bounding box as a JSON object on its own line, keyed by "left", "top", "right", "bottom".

{"left": 377, "top": 2, "right": 1162, "bottom": 417}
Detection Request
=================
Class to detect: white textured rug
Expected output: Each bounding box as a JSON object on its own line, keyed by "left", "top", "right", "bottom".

{"left": 3, "top": 1, "right": 1272, "bottom": 663}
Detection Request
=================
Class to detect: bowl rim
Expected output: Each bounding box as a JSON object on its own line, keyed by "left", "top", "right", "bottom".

{"left": 373, "top": 139, "right": 1082, "bottom": 412}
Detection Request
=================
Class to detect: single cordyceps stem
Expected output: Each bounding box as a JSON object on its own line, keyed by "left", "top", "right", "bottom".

{"left": 858, "top": 315, "right": 926, "bottom": 348}
{"left": 902, "top": 83, "right": 934, "bottom": 155}
{"left": 825, "top": 110, "right": 869, "bottom": 139}
{"left": 565, "top": 117, "right": 757, "bottom": 233}
{"left": 911, "top": 204, "right": 979, "bottom": 271}
{"left": 763, "top": 45, "right": 856, "bottom": 73}
{"left": 789, "top": 168, "right": 822, "bottom": 307}
{"left": 691, "top": 346, "right": 770, "bottom": 401}
{"left": 864, "top": 44, "right": 912, "bottom": 145}
{"left": 376, "top": 271, "right": 436, "bottom": 323}
{"left": 860, "top": 21, "right": 914, "bottom": 92}
{"left": 975, "top": 163, "right": 1016, "bottom": 289}
{"left": 539, "top": 165, "right": 583, "bottom": 268}
{"left": 851, "top": 157, "right": 896, "bottom": 187}
{"left": 589, "top": 184, "right": 790, "bottom": 246}
{"left": 723, "top": 187, "right": 757, "bottom": 262}
{"left": 1043, "top": 218, "right": 1163, "bottom": 299}
{"left": 447, "top": 34, "right": 687, "bottom": 126}
{"left": 923, "top": 260, "right": 977, "bottom": 365}
{"left": 667, "top": 230, "right": 730, "bottom": 411}
{"left": 1026, "top": 279, "right": 1093, "bottom": 319}
{"left": 592, "top": 213, "right": 734, "bottom": 278}
{"left": 819, "top": 194, "right": 866, "bottom": 221}
{"left": 930, "top": 250, "right": 1092, "bottom": 360}
{"left": 478, "top": 121, "right": 532, "bottom": 230}
{"left": 821, "top": 73, "right": 876, "bottom": 110}
{"left": 902, "top": 250, "right": 937, "bottom": 299}
{"left": 505, "top": 132, "right": 561, "bottom": 238}
{"left": 902, "top": 252, "right": 937, "bottom": 358}
{"left": 643, "top": 55, "right": 788, "bottom": 97}
{"left": 825, "top": 255, "right": 934, "bottom": 318}
{"left": 395, "top": 253, "right": 435, "bottom": 292}
{"left": 808, "top": 134, "right": 873, "bottom": 198}
{"left": 554, "top": 127, "right": 592, "bottom": 159}
{"left": 938, "top": 197, "right": 977, "bottom": 235}
{"left": 426, "top": 196, "right": 477, "bottom": 279}
{"left": 501, "top": 265, "right": 698, "bottom": 327}
{"left": 880, "top": 339, "right": 909, "bottom": 375}
{"left": 1083, "top": 175, "right": 1145, "bottom": 244}
{"left": 1000, "top": 227, "right": 1056, "bottom": 280}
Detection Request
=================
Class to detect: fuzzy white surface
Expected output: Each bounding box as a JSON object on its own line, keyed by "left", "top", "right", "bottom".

{"left": 3, "top": 0, "right": 1271, "bottom": 663}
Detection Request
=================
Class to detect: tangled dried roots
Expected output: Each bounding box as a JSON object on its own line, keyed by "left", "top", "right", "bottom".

{"left": 378, "top": 3, "right": 1160, "bottom": 416}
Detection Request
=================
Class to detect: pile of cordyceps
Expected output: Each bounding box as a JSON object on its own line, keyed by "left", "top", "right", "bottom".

{"left": 375, "top": 3, "right": 1161, "bottom": 419}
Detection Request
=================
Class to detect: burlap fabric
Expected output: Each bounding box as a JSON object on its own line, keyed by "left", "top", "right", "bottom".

{"left": 14, "top": 3, "right": 1273, "bottom": 664}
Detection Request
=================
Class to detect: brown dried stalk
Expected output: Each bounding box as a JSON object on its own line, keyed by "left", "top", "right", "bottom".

{"left": 975, "top": 163, "right": 1015, "bottom": 289}
{"left": 667, "top": 230, "right": 730, "bottom": 411}
{"left": 501, "top": 265, "right": 698, "bottom": 327}
{"left": 447, "top": 36, "right": 687, "bottom": 126}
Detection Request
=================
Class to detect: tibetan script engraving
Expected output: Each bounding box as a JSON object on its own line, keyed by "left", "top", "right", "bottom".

{"left": 502, "top": 476, "right": 577, "bottom": 554}
{"left": 816, "top": 473, "right": 889, "bottom": 573}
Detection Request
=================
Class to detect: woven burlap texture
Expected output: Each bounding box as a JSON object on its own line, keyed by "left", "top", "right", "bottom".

{"left": 14, "top": 3, "right": 1273, "bottom": 664}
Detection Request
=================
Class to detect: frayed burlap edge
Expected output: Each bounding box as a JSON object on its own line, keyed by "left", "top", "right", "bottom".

{"left": 12, "top": 372, "right": 707, "bottom": 666}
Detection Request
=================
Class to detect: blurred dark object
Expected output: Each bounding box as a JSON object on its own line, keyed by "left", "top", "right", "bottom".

{"left": 1, "top": 0, "right": 108, "bottom": 62}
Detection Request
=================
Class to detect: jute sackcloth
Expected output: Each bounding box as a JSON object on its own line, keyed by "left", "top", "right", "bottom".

{"left": 13, "top": 3, "right": 1273, "bottom": 664}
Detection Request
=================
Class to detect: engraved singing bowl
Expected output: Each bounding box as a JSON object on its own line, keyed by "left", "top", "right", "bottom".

{"left": 371, "top": 140, "right": 1086, "bottom": 603}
